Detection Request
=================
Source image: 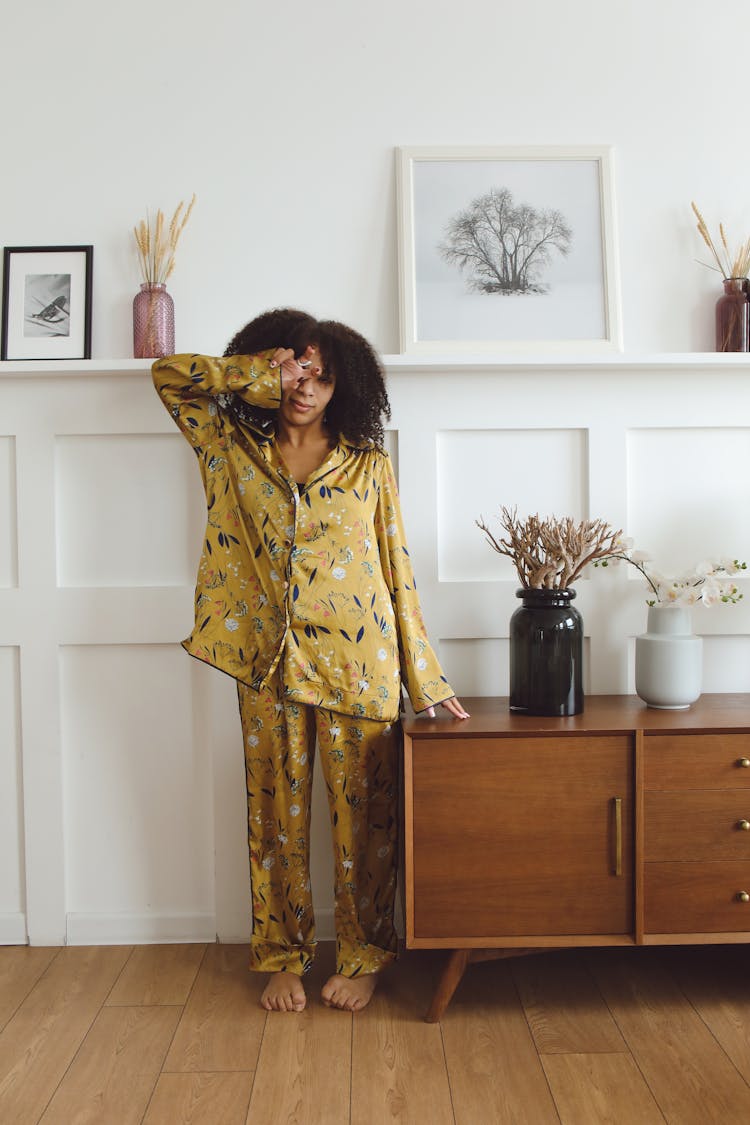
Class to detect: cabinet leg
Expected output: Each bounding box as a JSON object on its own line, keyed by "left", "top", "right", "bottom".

{"left": 425, "top": 949, "right": 470, "bottom": 1023}
{"left": 425, "top": 947, "right": 545, "bottom": 1022}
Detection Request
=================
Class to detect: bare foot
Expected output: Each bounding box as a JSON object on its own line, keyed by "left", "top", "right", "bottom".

{"left": 260, "top": 971, "right": 307, "bottom": 1012}
{"left": 321, "top": 973, "right": 377, "bottom": 1012}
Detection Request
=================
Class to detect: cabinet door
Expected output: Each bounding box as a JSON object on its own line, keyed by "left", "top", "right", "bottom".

{"left": 409, "top": 736, "right": 633, "bottom": 940}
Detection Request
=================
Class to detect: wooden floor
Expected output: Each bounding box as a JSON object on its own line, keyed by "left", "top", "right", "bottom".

{"left": 0, "top": 942, "right": 749, "bottom": 1124}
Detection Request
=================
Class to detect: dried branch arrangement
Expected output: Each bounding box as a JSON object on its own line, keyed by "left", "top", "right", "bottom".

{"left": 691, "top": 201, "right": 750, "bottom": 279}
{"left": 477, "top": 507, "right": 623, "bottom": 590}
{"left": 133, "top": 194, "right": 196, "bottom": 285}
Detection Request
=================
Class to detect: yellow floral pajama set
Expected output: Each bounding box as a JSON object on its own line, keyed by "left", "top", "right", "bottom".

{"left": 153, "top": 352, "right": 454, "bottom": 978}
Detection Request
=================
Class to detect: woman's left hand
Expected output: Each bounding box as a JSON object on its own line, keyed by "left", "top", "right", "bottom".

{"left": 423, "top": 697, "right": 470, "bottom": 720}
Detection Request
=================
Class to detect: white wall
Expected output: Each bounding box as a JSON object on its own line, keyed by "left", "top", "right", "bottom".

{"left": 3, "top": 1, "right": 750, "bottom": 947}
{"left": 3, "top": 0, "right": 750, "bottom": 356}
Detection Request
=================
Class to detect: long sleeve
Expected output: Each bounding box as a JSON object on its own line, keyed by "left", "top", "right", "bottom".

{"left": 373, "top": 452, "right": 454, "bottom": 712}
{"left": 152, "top": 351, "right": 282, "bottom": 450}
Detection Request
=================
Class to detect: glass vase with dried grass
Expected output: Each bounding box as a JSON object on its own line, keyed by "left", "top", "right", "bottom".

{"left": 691, "top": 201, "right": 750, "bottom": 352}
{"left": 132, "top": 195, "right": 195, "bottom": 359}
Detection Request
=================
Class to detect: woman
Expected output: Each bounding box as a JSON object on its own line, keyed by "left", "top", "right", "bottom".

{"left": 153, "top": 309, "right": 468, "bottom": 1013}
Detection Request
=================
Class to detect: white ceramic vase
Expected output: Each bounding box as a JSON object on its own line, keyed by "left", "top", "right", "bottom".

{"left": 635, "top": 605, "right": 702, "bottom": 709}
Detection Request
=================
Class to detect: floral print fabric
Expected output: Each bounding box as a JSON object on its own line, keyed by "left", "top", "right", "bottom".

{"left": 238, "top": 674, "right": 399, "bottom": 977}
{"left": 152, "top": 352, "right": 454, "bottom": 720}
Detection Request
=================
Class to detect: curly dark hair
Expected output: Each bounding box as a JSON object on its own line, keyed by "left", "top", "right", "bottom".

{"left": 224, "top": 307, "right": 320, "bottom": 360}
{"left": 223, "top": 307, "right": 390, "bottom": 448}
{"left": 317, "top": 318, "right": 390, "bottom": 448}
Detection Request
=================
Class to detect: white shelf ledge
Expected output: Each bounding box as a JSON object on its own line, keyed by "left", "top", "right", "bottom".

{"left": 2, "top": 352, "right": 750, "bottom": 378}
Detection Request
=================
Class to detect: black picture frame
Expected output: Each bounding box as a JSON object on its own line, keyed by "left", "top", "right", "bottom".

{"left": 1, "top": 245, "right": 93, "bottom": 361}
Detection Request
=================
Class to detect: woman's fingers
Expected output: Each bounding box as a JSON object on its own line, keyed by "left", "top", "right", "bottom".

{"left": 420, "top": 698, "right": 470, "bottom": 720}
{"left": 269, "top": 347, "right": 295, "bottom": 368}
{"left": 441, "top": 697, "right": 471, "bottom": 719}
{"left": 271, "top": 347, "right": 315, "bottom": 390}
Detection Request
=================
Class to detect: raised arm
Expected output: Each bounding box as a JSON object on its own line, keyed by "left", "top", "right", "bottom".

{"left": 152, "top": 351, "right": 283, "bottom": 448}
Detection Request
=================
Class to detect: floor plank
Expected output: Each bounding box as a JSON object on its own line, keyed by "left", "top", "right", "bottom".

{"left": 143, "top": 1073, "right": 255, "bottom": 1125}
{"left": 0, "top": 945, "right": 132, "bottom": 1125}
{"left": 0, "top": 946, "right": 59, "bottom": 1032}
{"left": 39, "top": 1005, "right": 181, "bottom": 1124}
{"left": 1, "top": 942, "right": 748, "bottom": 1124}
{"left": 249, "top": 948, "right": 351, "bottom": 1125}
{"left": 107, "top": 943, "right": 207, "bottom": 1006}
{"left": 441, "top": 956, "right": 560, "bottom": 1125}
{"left": 512, "top": 950, "right": 627, "bottom": 1054}
{"left": 665, "top": 945, "right": 750, "bottom": 1086}
{"left": 163, "top": 944, "right": 266, "bottom": 1073}
{"left": 541, "top": 1052, "right": 665, "bottom": 1125}
{"left": 587, "top": 948, "right": 750, "bottom": 1124}
{"left": 351, "top": 950, "right": 454, "bottom": 1125}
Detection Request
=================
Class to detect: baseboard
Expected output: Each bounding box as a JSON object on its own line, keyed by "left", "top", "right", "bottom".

{"left": 216, "top": 907, "right": 336, "bottom": 944}
{"left": 19, "top": 906, "right": 386, "bottom": 947}
{"left": 307, "top": 907, "right": 335, "bottom": 943}
{"left": 0, "top": 912, "right": 28, "bottom": 945}
{"left": 66, "top": 912, "right": 217, "bottom": 945}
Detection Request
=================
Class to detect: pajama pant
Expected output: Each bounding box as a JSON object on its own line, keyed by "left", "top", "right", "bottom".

{"left": 237, "top": 676, "right": 400, "bottom": 978}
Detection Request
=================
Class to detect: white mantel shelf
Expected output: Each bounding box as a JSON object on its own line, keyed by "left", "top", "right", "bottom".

{"left": 2, "top": 352, "right": 750, "bottom": 378}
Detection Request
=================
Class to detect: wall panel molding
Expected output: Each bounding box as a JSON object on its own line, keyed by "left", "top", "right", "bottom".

{"left": 1, "top": 357, "right": 749, "bottom": 945}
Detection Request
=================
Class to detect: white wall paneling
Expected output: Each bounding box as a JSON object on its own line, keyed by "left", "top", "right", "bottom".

{"left": 0, "top": 437, "right": 18, "bottom": 589}
{"left": 60, "top": 643, "right": 214, "bottom": 943}
{"left": 0, "top": 648, "right": 24, "bottom": 943}
{"left": 626, "top": 428, "right": 750, "bottom": 572}
{"left": 1, "top": 356, "right": 749, "bottom": 945}
{"left": 55, "top": 433, "right": 204, "bottom": 588}
{"left": 437, "top": 428, "right": 588, "bottom": 583}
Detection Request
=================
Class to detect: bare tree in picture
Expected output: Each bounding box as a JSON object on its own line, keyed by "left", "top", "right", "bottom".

{"left": 439, "top": 187, "right": 573, "bottom": 294}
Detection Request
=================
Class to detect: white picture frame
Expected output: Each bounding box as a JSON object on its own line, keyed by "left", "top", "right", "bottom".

{"left": 397, "top": 145, "right": 622, "bottom": 355}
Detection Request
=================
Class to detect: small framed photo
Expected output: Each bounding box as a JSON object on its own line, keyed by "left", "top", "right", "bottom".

{"left": 1, "top": 245, "right": 93, "bottom": 361}
{"left": 397, "top": 146, "right": 622, "bottom": 354}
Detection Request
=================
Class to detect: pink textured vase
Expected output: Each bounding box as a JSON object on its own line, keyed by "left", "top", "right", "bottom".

{"left": 133, "top": 283, "right": 175, "bottom": 359}
{"left": 715, "top": 277, "right": 749, "bottom": 352}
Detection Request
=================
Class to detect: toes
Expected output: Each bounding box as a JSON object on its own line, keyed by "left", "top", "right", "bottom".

{"left": 260, "top": 973, "right": 306, "bottom": 1012}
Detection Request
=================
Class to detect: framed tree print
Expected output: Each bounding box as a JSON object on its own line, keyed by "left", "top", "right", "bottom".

{"left": 397, "top": 146, "right": 621, "bottom": 354}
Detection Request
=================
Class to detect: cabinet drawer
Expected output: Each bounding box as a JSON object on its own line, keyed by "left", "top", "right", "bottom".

{"left": 645, "top": 791, "right": 750, "bottom": 861}
{"left": 644, "top": 734, "right": 750, "bottom": 790}
{"left": 644, "top": 861, "right": 750, "bottom": 933}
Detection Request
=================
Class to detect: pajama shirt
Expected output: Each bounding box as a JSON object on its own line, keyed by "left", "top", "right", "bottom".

{"left": 153, "top": 351, "right": 454, "bottom": 974}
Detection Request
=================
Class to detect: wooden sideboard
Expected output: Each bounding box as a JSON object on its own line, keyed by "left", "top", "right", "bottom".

{"left": 402, "top": 694, "right": 750, "bottom": 1021}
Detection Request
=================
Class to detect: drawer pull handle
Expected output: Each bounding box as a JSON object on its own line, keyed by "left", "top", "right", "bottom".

{"left": 739, "top": 758, "right": 750, "bottom": 769}
{"left": 739, "top": 820, "right": 750, "bottom": 832}
{"left": 614, "top": 797, "right": 622, "bottom": 877}
{"left": 737, "top": 892, "right": 750, "bottom": 903}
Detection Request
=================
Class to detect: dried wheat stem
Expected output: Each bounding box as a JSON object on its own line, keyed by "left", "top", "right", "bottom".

{"left": 133, "top": 195, "right": 196, "bottom": 285}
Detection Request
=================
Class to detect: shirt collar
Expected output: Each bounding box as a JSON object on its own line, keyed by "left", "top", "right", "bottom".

{"left": 256, "top": 428, "right": 372, "bottom": 452}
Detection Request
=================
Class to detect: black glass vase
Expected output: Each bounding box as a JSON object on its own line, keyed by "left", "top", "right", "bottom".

{"left": 509, "top": 587, "right": 584, "bottom": 716}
